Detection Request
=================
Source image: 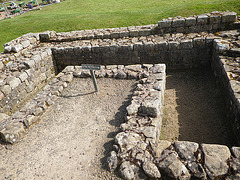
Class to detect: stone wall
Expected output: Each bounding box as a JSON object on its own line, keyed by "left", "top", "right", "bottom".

{"left": 212, "top": 39, "right": 240, "bottom": 145}
{"left": 0, "top": 10, "right": 239, "bottom": 180}
{"left": 0, "top": 47, "right": 55, "bottom": 116}
{"left": 51, "top": 35, "right": 214, "bottom": 73}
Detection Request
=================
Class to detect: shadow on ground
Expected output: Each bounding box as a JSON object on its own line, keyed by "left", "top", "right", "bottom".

{"left": 165, "top": 68, "right": 237, "bottom": 147}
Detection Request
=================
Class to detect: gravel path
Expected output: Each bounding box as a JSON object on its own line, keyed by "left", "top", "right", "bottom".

{"left": 0, "top": 78, "right": 136, "bottom": 179}
{"left": 161, "top": 69, "right": 236, "bottom": 147}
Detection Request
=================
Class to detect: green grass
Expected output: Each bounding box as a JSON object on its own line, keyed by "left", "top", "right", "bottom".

{"left": 0, "top": 0, "right": 240, "bottom": 52}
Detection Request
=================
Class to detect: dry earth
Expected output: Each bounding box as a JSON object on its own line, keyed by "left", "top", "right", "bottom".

{"left": 161, "top": 68, "right": 237, "bottom": 147}
{"left": 0, "top": 78, "right": 136, "bottom": 179}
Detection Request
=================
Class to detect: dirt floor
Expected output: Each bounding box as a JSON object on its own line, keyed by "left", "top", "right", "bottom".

{"left": 161, "top": 68, "right": 237, "bottom": 147}
{"left": 0, "top": 78, "right": 136, "bottom": 180}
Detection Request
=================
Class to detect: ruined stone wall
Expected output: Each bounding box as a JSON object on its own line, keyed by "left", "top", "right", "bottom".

{"left": 0, "top": 10, "right": 239, "bottom": 180}
{"left": 212, "top": 39, "right": 240, "bottom": 145}
{"left": 0, "top": 46, "right": 55, "bottom": 116}
{"left": 51, "top": 35, "right": 213, "bottom": 73}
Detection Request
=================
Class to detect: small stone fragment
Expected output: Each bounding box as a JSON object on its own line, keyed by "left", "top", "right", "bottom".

{"left": 119, "top": 161, "right": 135, "bottom": 180}
{"left": 142, "top": 161, "right": 161, "bottom": 179}
{"left": 107, "top": 151, "right": 118, "bottom": 172}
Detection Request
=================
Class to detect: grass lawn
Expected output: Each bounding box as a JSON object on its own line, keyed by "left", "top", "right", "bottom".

{"left": 0, "top": 0, "right": 239, "bottom": 52}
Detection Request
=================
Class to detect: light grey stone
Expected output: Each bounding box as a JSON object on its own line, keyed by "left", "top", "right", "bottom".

{"left": 152, "top": 64, "right": 166, "bottom": 73}
{"left": 158, "top": 153, "right": 191, "bottom": 180}
{"left": 12, "top": 44, "right": 23, "bottom": 53}
{"left": 114, "top": 71, "right": 127, "bottom": 79}
{"left": 119, "top": 161, "right": 135, "bottom": 180}
{"left": 153, "top": 81, "right": 164, "bottom": 91}
{"left": 202, "top": 143, "right": 231, "bottom": 179}
{"left": 60, "top": 74, "right": 73, "bottom": 83}
{"left": 231, "top": 147, "right": 240, "bottom": 158}
{"left": 18, "top": 72, "right": 28, "bottom": 82}
{"left": 23, "top": 60, "right": 35, "bottom": 68}
{"left": 126, "top": 101, "right": 140, "bottom": 116}
{"left": 8, "top": 77, "right": 21, "bottom": 89}
{"left": 152, "top": 140, "right": 171, "bottom": 158}
{"left": 0, "top": 113, "right": 10, "bottom": 123}
{"left": 139, "top": 98, "right": 161, "bottom": 117}
{"left": 187, "top": 162, "right": 207, "bottom": 179}
{"left": 1, "top": 85, "right": 11, "bottom": 95}
{"left": 174, "top": 141, "right": 199, "bottom": 161}
{"left": 21, "top": 40, "right": 30, "bottom": 48}
{"left": 4, "top": 46, "right": 12, "bottom": 53}
{"left": 0, "top": 122, "right": 26, "bottom": 144}
{"left": 107, "top": 151, "right": 118, "bottom": 172}
{"left": 115, "top": 131, "right": 142, "bottom": 152}
{"left": 142, "top": 161, "right": 161, "bottom": 179}
{"left": 230, "top": 158, "right": 240, "bottom": 174}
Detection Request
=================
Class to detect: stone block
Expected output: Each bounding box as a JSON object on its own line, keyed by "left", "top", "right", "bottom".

{"left": 201, "top": 143, "right": 231, "bottom": 179}
{"left": 139, "top": 98, "right": 161, "bottom": 117}
{"left": 185, "top": 17, "right": 196, "bottom": 26}
{"left": 152, "top": 64, "right": 166, "bottom": 73}
{"left": 129, "top": 30, "right": 139, "bottom": 37}
{"left": 180, "top": 39, "right": 193, "bottom": 49}
{"left": 18, "top": 72, "right": 28, "bottom": 82}
{"left": 23, "top": 60, "right": 35, "bottom": 68}
{"left": 172, "top": 18, "right": 185, "bottom": 28}
{"left": 21, "top": 40, "right": 30, "bottom": 48}
{"left": 197, "top": 15, "right": 209, "bottom": 25}
{"left": 174, "top": 141, "right": 199, "bottom": 161}
{"left": 0, "top": 122, "right": 26, "bottom": 144}
{"left": 119, "top": 161, "right": 135, "bottom": 180}
{"left": 155, "top": 41, "right": 168, "bottom": 51}
{"left": 1, "top": 85, "right": 11, "bottom": 96}
{"left": 12, "top": 44, "right": 23, "bottom": 53}
{"left": 152, "top": 140, "right": 171, "bottom": 158}
{"left": 143, "top": 161, "right": 161, "bottom": 179}
{"left": 222, "top": 12, "right": 237, "bottom": 23}
{"left": 231, "top": 147, "right": 240, "bottom": 158}
{"left": 8, "top": 77, "right": 21, "bottom": 89}
{"left": 158, "top": 19, "right": 172, "bottom": 28}
{"left": 193, "top": 37, "right": 205, "bottom": 47}
{"left": 23, "top": 115, "right": 39, "bottom": 128}
{"left": 115, "top": 131, "right": 142, "bottom": 152}
{"left": 169, "top": 41, "right": 180, "bottom": 50}
{"left": 4, "top": 46, "right": 12, "bottom": 53}
{"left": 209, "top": 15, "right": 221, "bottom": 24}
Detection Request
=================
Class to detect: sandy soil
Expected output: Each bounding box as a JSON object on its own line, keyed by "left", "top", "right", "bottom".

{"left": 161, "top": 69, "right": 237, "bottom": 147}
{"left": 0, "top": 78, "right": 136, "bottom": 180}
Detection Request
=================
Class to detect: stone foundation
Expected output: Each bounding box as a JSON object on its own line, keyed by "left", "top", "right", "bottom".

{"left": 0, "top": 11, "right": 240, "bottom": 180}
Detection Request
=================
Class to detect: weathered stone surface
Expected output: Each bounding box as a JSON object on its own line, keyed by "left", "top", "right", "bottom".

{"left": 187, "top": 162, "right": 207, "bottom": 179}
{"left": 152, "top": 64, "right": 166, "bottom": 73}
{"left": 159, "top": 153, "right": 191, "bottom": 180}
{"left": 231, "top": 147, "right": 240, "bottom": 158}
{"left": 202, "top": 143, "right": 231, "bottom": 179}
{"left": 8, "top": 77, "right": 21, "bottom": 89}
{"left": 107, "top": 151, "right": 118, "bottom": 172}
{"left": 0, "top": 113, "right": 10, "bottom": 123}
{"left": 0, "top": 122, "right": 26, "bottom": 144}
{"left": 115, "top": 71, "right": 127, "bottom": 79}
{"left": 230, "top": 157, "right": 240, "bottom": 173}
{"left": 226, "top": 174, "right": 240, "bottom": 180}
{"left": 18, "top": 72, "right": 28, "bottom": 82}
{"left": 12, "top": 44, "right": 23, "bottom": 53}
{"left": 115, "top": 132, "right": 142, "bottom": 152}
{"left": 174, "top": 141, "right": 199, "bottom": 161}
{"left": 139, "top": 98, "right": 161, "bottom": 117}
{"left": 119, "top": 161, "right": 135, "bottom": 180}
{"left": 142, "top": 161, "right": 161, "bottom": 179}
{"left": 126, "top": 101, "right": 140, "bottom": 115}
{"left": 1, "top": 85, "right": 11, "bottom": 96}
{"left": 152, "top": 140, "right": 171, "bottom": 158}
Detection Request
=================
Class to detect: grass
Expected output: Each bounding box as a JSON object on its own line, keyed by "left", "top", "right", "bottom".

{"left": 0, "top": 0, "right": 240, "bottom": 52}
